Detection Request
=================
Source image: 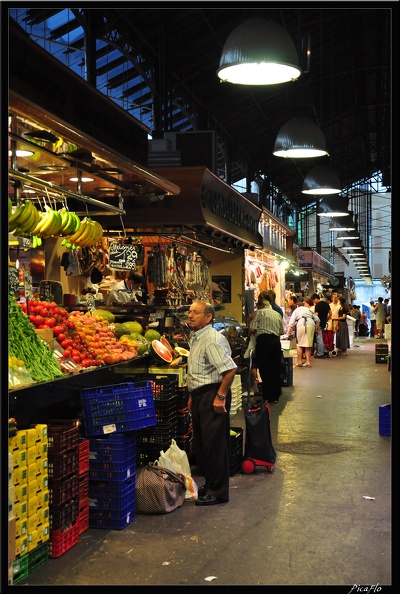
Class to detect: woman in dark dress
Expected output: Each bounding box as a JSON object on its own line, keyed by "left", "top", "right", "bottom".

{"left": 332, "top": 296, "right": 351, "bottom": 355}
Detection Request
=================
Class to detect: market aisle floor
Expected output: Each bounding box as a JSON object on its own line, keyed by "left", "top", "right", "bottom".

{"left": 17, "top": 337, "right": 392, "bottom": 587}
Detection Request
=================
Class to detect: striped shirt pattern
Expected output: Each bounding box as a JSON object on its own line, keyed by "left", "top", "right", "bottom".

{"left": 251, "top": 305, "right": 285, "bottom": 337}
{"left": 187, "top": 325, "right": 237, "bottom": 392}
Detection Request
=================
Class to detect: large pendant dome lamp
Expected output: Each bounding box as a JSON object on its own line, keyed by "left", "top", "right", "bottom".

{"left": 273, "top": 117, "right": 328, "bottom": 158}
{"left": 302, "top": 165, "right": 341, "bottom": 195}
{"left": 217, "top": 18, "right": 302, "bottom": 85}
{"left": 316, "top": 195, "right": 349, "bottom": 217}
{"left": 328, "top": 213, "right": 356, "bottom": 232}
{"left": 341, "top": 239, "right": 363, "bottom": 250}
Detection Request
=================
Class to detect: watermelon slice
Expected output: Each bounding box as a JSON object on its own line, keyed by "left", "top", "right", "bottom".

{"left": 160, "top": 336, "right": 174, "bottom": 356}
{"left": 149, "top": 340, "right": 174, "bottom": 364}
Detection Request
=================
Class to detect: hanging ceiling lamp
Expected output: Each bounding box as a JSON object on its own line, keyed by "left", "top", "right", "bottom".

{"left": 341, "top": 239, "right": 364, "bottom": 250}
{"left": 217, "top": 18, "right": 302, "bottom": 85}
{"left": 273, "top": 117, "right": 328, "bottom": 158}
{"left": 328, "top": 214, "right": 356, "bottom": 232}
{"left": 316, "top": 195, "right": 349, "bottom": 217}
{"left": 302, "top": 165, "right": 341, "bottom": 195}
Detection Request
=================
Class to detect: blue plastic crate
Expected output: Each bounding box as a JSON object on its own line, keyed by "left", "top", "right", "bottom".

{"left": 89, "top": 500, "right": 136, "bottom": 530}
{"left": 379, "top": 404, "right": 391, "bottom": 436}
{"left": 89, "top": 432, "right": 137, "bottom": 462}
{"left": 89, "top": 476, "right": 136, "bottom": 529}
{"left": 80, "top": 381, "right": 156, "bottom": 436}
{"left": 89, "top": 449, "right": 136, "bottom": 482}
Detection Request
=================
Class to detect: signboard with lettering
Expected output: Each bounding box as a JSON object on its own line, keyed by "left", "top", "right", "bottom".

{"left": 109, "top": 243, "right": 141, "bottom": 270}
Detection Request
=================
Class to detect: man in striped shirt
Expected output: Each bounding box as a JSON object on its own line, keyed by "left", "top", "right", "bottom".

{"left": 186, "top": 300, "right": 237, "bottom": 506}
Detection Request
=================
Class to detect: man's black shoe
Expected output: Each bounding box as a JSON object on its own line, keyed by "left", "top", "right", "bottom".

{"left": 195, "top": 495, "right": 228, "bottom": 506}
{"left": 198, "top": 485, "right": 207, "bottom": 497}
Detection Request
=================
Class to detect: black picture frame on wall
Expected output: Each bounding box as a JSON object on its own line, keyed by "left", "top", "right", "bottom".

{"left": 212, "top": 275, "right": 231, "bottom": 303}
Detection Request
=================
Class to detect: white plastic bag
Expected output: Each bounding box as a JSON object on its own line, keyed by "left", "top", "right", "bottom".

{"left": 158, "top": 439, "right": 191, "bottom": 477}
{"left": 157, "top": 439, "right": 197, "bottom": 500}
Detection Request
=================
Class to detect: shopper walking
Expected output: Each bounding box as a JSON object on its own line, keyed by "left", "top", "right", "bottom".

{"left": 358, "top": 308, "right": 369, "bottom": 336}
{"left": 332, "top": 296, "right": 351, "bottom": 355}
{"left": 374, "top": 297, "right": 386, "bottom": 339}
{"left": 287, "top": 297, "right": 320, "bottom": 367}
{"left": 250, "top": 291, "right": 285, "bottom": 403}
{"left": 311, "top": 292, "right": 331, "bottom": 357}
{"left": 186, "top": 300, "right": 237, "bottom": 506}
{"left": 327, "top": 292, "right": 341, "bottom": 331}
{"left": 369, "top": 301, "right": 377, "bottom": 337}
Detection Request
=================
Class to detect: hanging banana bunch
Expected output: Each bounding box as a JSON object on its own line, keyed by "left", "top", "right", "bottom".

{"left": 62, "top": 217, "right": 103, "bottom": 249}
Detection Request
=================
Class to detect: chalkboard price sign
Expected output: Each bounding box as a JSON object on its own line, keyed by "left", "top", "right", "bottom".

{"left": 9, "top": 267, "right": 19, "bottom": 294}
{"left": 109, "top": 242, "right": 140, "bottom": 270}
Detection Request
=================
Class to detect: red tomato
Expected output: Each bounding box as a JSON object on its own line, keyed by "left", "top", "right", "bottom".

{"left": 57, "top": 333, "right": 66, "bottom": 343}
{"left": 33, "top": 315, "right": 44, "bottom": 326}
{"left": 44, "top": 317, "right": 56, "bottom": 328}
{"left": 67, "top": 320, "right": 76, "bottom": 329}
{"left": 53, "top": 325, "right": 65, "bottom": 337}
{"left": 63, "top": 348, "right": 72, "bottom": 358}
{"left": 72, "top": 355, "right": 81, "bottom": 363}
{"left": 20, "top": 303, "right": 28, "bottom": 313}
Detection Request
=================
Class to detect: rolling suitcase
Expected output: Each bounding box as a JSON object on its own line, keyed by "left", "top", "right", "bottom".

{"left": 241, "top": 350, "right": 276, "bottom": 474}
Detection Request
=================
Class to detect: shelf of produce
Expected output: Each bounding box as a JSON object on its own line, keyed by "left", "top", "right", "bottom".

{"left": 9, "top": 356, "right": 149, "bottom": 429}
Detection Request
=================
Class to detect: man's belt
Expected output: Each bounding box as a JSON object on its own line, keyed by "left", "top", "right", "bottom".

{"left": 190, "top": 383, "right": 220, "bottom": 396}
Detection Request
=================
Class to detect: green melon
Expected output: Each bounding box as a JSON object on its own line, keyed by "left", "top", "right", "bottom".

{"left": 149, "top": 339, "right": 174, "bottom": 365}
{"left": 124, "top": 320, "right": 143, "bottom": 335}
{"left": 129, "top": 331, "right": 145, "bottom": 342}
{"left": 114, "top": 323, "right": 131, "bottom": 338}
{"left": 93, "top": 309, "right": 115, "bottom": 323}
{"left": 144, "top": 329, "right": 161, "bottom": 343}
{"left": 137, "top": 341, "right": 150, "bottom": 356}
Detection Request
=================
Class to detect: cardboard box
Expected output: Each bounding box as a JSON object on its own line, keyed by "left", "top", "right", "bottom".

{"left": 34, "top": 328, "right": 54, "bottom": 348}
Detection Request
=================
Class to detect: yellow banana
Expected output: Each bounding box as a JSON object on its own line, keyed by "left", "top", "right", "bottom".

{"left": 9, "top": 202, "right": 28, "bottom": 231}
{"left": 66, "top": 217, "right": 88, "bottom": 244}
{"left": 77, "top": 219, "right": 94, "bottom": 247}
{"left": 92, "top": 220, "right": 104, "bottom": 243}
{"left": 30, "top": 211, "right": 47, "bottom": 236}
{"left": 49, "top": 210, "right": 63, "bottom": 237}
{"left": 37, "top": 206, "right": 55, "bottom": 237}
{"left": 24, "top": 203, "right": 41, "bottom": 234}
{"left": 16, "top": 200, "right": 34, "bottom": 231}
{"left": 58, "top": 208, "right": 70, "bottom": 234}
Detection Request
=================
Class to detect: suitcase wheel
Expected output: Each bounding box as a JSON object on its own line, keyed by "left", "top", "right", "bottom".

{"left": 241, "top": 458, "right": 256, "bottom": 474}
{"left": 329, "top": 350, "right": 338, "bottom": 357}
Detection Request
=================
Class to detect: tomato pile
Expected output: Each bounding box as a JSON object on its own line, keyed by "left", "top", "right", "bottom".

{"left": 18, "top": 300, "right": 138, "bottom": 368}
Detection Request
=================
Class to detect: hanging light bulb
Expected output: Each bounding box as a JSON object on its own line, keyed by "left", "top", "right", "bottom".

{"left": 273, "top": 118, "right": 328, "bottom": 158}
{"left": 217, "top": 18, "right": 302, "bottom": 85}
{"left": 302, "top": 165, "right": 341, "bottom": 194}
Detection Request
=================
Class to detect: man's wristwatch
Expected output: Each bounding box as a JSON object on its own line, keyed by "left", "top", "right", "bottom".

{"left": 217, "top": 393, "right": 226, "bottom": 400}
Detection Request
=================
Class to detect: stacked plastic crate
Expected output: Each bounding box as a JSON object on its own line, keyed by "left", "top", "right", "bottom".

{"left": 136, "top": 375, "right": 179, "bottom": 465}
{"left": 47, "top": 420, "right": 80, "bottom": 558}
{"left": 9, "top": 424, "right": 50, "bottom": 584}
{"left": 77, "top": 439, "right": 90, "bottom": 535}
{"left": 229, "top": 375, "right": 243, "bottom": 416}
{"left": 80, "top": 380, "right": 156, "bottom": 529}
{"left": 229, "top": 427, "right": 244, "bottom": 476}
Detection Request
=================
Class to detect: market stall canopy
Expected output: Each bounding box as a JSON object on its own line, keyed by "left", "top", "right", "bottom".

{"left": 95, "top": 167, "right": 264, "bottom": 253}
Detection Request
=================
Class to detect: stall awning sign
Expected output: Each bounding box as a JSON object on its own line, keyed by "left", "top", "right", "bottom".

{"left": 109, "top": 242, "right": 140, "bottom": 270}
